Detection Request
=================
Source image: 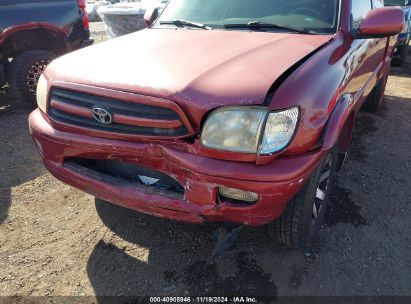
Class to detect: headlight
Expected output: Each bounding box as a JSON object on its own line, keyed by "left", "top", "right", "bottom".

{"left": 201, "top": 107, "right": 268, "bottom": 153}
{"left": 259, "top": 107, "right": 299, "bottom": 154}
{"left": 36, "top": 75, "right": 48, "bottom": 113}
{"left": 201, "top": 106, "right": 299, "bottom": 155}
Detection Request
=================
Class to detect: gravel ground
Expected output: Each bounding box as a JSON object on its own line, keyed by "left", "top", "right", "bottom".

{"left": 0, "top": 23, "right": 410, "bottom": 300}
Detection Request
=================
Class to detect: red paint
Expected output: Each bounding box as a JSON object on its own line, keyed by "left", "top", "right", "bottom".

{"left": 44, "top": 33, "right": 333, "bottom": 132}
{"left": 29, "top": 0, "right": 404, "bottom": 226}
{"left": 359, "top": 7, "right": 405, "bottom": 37}
{"left": 50, "top": 100, "right": 92, "bottom": 118}
{"left": 114, "top": 115, "right": 182, "bottom": 129}
{"left": 144, "top": 7, "right": 159, "bottom": 27}
{"left": 76, "top": 0, "right": 89, "bottom": 29}
{"left": 322, "top": 94, "right": 354, "bottom": 151}
{"left": 76, "top": 0, "right": 86, "bottom": 9}
{"left": 29, "top": 109, "right": 323, "bottom": 225}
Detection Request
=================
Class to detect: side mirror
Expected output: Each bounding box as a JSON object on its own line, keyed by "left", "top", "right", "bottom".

{"left": 355, "top": 7, "right": 405, "bottom": 38}
{"left": 144, "top": 7, "right": 159, "bottom": 27}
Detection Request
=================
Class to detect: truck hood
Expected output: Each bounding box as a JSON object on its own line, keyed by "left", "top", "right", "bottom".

{"left": 46, "top": 29, "right": 332, "bottom": 128}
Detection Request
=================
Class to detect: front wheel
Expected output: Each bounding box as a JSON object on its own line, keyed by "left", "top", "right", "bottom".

{"left": 362, "top": 68, "right": 389, "bottom": 113}
{"left": 9, "top": 50, "right": 56, "bottom": 104}
{"left": 267, "top": 150, "right": 338, "bottom": 248}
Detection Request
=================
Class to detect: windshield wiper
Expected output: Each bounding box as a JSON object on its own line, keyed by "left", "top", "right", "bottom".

{"left": 223, "top": 21, "right": 316, "bottom": 34}
{"left": 159, "top": 19, "right": 212, "bottom": 30}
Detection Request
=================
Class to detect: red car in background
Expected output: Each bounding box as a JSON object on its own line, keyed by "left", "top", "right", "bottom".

{"left": 29, "top": 0, "right": 404, "bottom": 248}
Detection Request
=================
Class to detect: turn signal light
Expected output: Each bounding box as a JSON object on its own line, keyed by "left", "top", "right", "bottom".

{"left": 219, "top": 186, "right": 259, "bottom": 203}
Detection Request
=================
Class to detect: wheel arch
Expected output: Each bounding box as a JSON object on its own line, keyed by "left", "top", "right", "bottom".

{"left": 322, "top": 93, "right": 356, "bottom": 153}
{"left": 0, "top": 23, "right": 69, "bottom": 57}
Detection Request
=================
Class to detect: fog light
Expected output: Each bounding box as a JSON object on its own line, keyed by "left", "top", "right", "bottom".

{"left": 218, "top": 186, "right": 259, "bottom": 203}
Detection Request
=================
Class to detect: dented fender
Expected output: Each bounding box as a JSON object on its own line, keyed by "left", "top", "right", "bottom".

{"left": 322, "top": 93, "right": 355, "bottom": 152}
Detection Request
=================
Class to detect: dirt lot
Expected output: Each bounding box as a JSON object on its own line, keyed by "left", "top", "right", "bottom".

{"left": 0, "top": 23, "right": 411, "bottom": 300}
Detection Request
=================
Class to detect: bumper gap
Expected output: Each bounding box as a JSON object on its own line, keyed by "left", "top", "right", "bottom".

{"left": 64, "top": 158, "right": 185, "bottom": 198}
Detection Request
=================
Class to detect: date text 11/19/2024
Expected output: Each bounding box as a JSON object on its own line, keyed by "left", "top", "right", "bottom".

{"left": 149, "top": 297, "right": 258, "bottom": 303}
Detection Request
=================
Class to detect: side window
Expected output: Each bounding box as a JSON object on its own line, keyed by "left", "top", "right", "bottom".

{"left": 351, "top": 0, "right": 372, "bottom": 28}
{"left": 372, "top": 0, "right": 384, "bottom": 8}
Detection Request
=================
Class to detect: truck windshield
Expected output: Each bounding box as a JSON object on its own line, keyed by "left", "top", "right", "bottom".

{"left": 384, "top": 0, "right": 409, "bottom": 5}
{"left": 156, "top": 0, "right": 339, "bottom": 34}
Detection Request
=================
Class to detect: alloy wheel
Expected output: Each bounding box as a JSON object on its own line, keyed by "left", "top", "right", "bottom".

{"left": 26, "top": 59, "right": 50, "bottom": 96}
{"left": 312, "top": 154, "right": 333, "bottom": 225}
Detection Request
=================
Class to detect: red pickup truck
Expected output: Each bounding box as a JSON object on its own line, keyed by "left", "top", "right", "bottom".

{"left": 29, "top": 0, "right": 403, "bottom": 248}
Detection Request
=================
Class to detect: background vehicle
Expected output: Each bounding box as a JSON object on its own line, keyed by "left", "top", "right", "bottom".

{"left": 29, "top": 0, "right": 404, "bottom": 249}
{"left": 0, "top": 0, "right": 93, "bottom": 103}
{"left": 385, "top": 0, "right": 411, "bottom": 65}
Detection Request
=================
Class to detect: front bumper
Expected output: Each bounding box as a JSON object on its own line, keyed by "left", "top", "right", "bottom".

{"left": 29, "top": 109, "right": 326, "bottom": 226}
{"left": 81, "top": 38, "right": 94, "bottom": 48}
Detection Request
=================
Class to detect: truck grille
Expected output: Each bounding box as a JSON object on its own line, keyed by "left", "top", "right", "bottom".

{"left": 48, "top": 88, "right": 191, "bottom": 138}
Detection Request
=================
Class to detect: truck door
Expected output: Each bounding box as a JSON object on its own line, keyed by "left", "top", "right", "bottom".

{"left": 348, "top": 0, "right": 383, "bottom": 103}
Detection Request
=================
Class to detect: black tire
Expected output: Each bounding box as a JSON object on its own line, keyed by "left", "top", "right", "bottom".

{"left": 392, "top": 41, "right": 409, "bottom": 67}
{"left": 362, "top": 69, "right": 389, "bottom": 113}
{"left": 9, "top": 50, "right": 56, "bottom": 104}
{"left": 267, "top": 150, "right": 338, "bottom": 249}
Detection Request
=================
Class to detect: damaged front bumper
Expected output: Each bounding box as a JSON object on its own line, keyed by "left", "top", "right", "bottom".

{"left": 29, "top": 109, "right": 326, "bottom": 226}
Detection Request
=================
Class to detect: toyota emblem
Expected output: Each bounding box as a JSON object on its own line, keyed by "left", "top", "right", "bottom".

{"left": 92, "top": 107, "right": 113, "bottom": 124}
